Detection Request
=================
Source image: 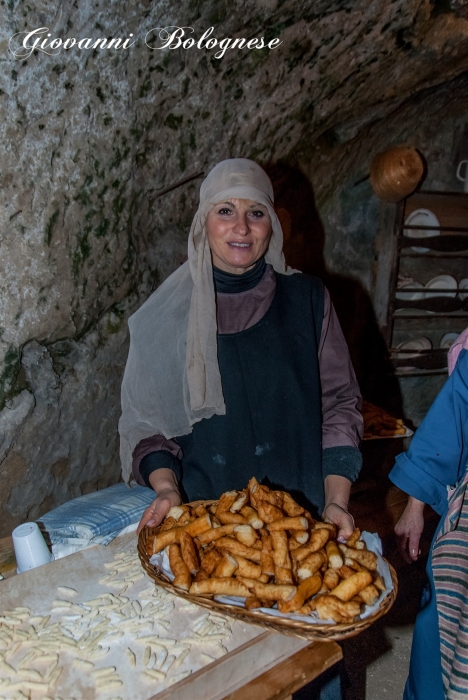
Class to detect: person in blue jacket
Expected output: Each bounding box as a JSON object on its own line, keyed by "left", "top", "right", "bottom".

{"left": 389, "top": 340, "right": 468, "bottom": 700}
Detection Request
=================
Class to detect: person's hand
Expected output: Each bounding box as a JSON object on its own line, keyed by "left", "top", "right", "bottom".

{"left": 394, "top": 496, "right": 425, "bottom": 563}
{"left": 322, "top": 475, "right": 354, "bottom": 542}
{"left": 137, "top": 487, "right": 181, "bottom": 534}
{"left": 137, "top": 468, "right": 182, "bottom": 534}
{"left": 322, "top": 502, "right": 355, "bottom": 542}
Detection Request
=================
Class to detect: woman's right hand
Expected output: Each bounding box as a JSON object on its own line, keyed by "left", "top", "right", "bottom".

{"left": 394, "top": 496, "right": 425, "bottom": 563}
{"left": 137, "top": 469, "right": 182, "bottom": 534}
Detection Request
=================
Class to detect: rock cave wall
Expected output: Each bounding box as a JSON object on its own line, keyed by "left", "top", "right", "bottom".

{"left": 2, "top": 0, "right": 468, "bottom": 534}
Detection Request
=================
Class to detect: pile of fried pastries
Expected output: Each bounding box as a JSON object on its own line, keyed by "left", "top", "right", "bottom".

{"left": 145, "top": 478, "right": 387, "bottom": 624}
{"left": 362, "top": 400, "right": 406, "bottom": 439}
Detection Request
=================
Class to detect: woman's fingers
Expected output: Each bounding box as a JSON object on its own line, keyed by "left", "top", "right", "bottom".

{"left": 137, "top": 499, "right": 169, "bottom": 534}
{"left": 394, "top": 501, "right": 424, "bottom": 563}
{"left": 322, "top": 503, "right": 355, "bottom": 542}
{"left": 408, "top": 530, "right": 422, "bottom": 562}
{"left": 137, "top": 501, "right": 164, "bottom": 534}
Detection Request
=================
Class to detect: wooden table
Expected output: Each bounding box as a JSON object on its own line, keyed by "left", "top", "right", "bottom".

{"left": 0, "top": 535, "right": 15, "bottom": 577}
{"left": 0, "top": 533, "right": 341, "bottom": 700}
{"left": 207, "top": 641, "right": 341, "bottom": 700}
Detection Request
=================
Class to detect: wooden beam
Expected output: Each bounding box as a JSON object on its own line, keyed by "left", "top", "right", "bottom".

{"left": 0, "top": 536, "right": 16, "bottom": 576}
{"left": 220, "top": 641, "right": 342, "bottom": 700}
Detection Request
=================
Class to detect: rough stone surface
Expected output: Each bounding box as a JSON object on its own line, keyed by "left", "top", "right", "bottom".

{"left": 2, "top": 0, "right": 468, "bottom": 532}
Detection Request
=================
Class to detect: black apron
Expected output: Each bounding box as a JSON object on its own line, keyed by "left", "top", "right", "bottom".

{"left": 177, "top": 272, "right": 324, "bottom": 516}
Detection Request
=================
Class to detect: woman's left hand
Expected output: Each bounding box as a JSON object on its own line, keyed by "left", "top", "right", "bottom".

{"left": 137, "top": 468, "right": 181, "bottom": 534}
{"left": 322, "top": 502, "right": 355, "bottom": 542}
{"left": 137, "top": 487, "right": 181, "bottom": 534}
{"left": 322, "top": 475, "right": 354, "bottom": 542}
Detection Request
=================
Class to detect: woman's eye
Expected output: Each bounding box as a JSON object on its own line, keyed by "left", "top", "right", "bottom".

{"left": 249, "top": 210, "right": 264, "bottom": 218}
{"left": 218, "top": 208, "right": 232, "bottom": 215}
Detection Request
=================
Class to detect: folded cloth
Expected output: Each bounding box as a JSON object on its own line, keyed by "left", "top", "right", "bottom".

{"left": 49, "top": 522, "right": 140, "bottom": 560}
{"left": 37, "top": 483, "right": 155, "bottom": 554}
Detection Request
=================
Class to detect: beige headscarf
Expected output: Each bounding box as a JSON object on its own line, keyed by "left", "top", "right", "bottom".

{"left": 119, "top": 158, "right": 293, "bottom": 482}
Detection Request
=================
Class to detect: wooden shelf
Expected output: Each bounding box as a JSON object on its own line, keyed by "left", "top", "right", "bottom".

{"left": 394, "top": 368, "right": 448, "bottom": 377}
{"left": 387, "top": 190, "right": 467, "bottom": 373}
{"left": 392, "top": 312, "right": 468, "bottom": 319}
{"left": 400, "top": 251, "right": 468, "bottom": 258}
{"left": 405, "top": 190, "right": 468, "bottom": 229}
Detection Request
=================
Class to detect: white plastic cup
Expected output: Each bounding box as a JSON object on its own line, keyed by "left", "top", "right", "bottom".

{"left": 12, "top": 522, "right": 53, "bottom": 573}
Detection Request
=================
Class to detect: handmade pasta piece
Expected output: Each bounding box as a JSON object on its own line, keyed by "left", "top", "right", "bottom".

{"left": 271, "top": 531, "right": 291, "bottom": 566}
{"left": 233, "top": 525, "right": 257, "bottom": 547}
{"left": 297, "top": 551, "right": 327, "bottom": 581}
{"left": 152, "top": 529, "right": 183, "bottom": 554}
{"left": 213, "top": 553, "right": 239, "bottom": 578}
{"left": 184, "top": 514, "right": 213, "bottom": 538}
{"left": 257, "top": 501, "right": 283, "bottom": 523}
{"left": 344, "top": 558, "right": 363, "bottom": 571}
{"left": 323, "top": 568, "right": 340, "bottom": 590}
{"left": 56, "top": 586, "right": 77, "bottom": 597}
{"left": 259, "top": 549, "right": 275, "bottom": 577}
{"left": 230, "top": 491, "right": 248, "bottom": 512}
{"left": 237, "top": 579, "right": 296, "bottom": 602}
{"left": 268, "top": 516, "right": 308, "bottom": 532}
{"left": 373, "top": 576, "right": 386, "bottom": 592}
{"left": 179, "top": 531, "right": 199, "bottom": 575}
{"left": 339, "top": 545, "right": 378, "bottom": 571}
{"left": 189, "top": 579, "right": 251, "bottom": 597}
{"left": 217, "top": 512, "right": 247, "bottom": 525}
{"left": 281, "top": 492, "right": 305, "bottom": 517}
{"left": 197, "top": 524, "right": 237, "bottom": 545}
{"left": 291, "top": 529, "right": 330, "bottom": 562}
{"left": 330, "top": 571, "right": 373, "bottom": 601}
{"left": 257, "top": 486, "right": 284, "bottom": 508}
{"left": 271, "top": 531, "right": 293, "bottom": 584}
{"left": 346, "top": 528, "right": 361, "bottom": 548}
{"left": 314, "top": 522, "right": 337, "bottom": 537}
{"left": 298, "top": 600, "right": 316, "bottom": 615}
{"left": 216, "top": 491, "right": 238, "bottom": 515}
{"left": 232, "top": 555, "right": 262, "bottom": 579}
{"left": 291, "top": 530, "right": 309, "bottom": 544}
{"left": 326, "top": 541, "right": 344, "bottom": 569}
{"left": 315, "top": 596, "right": 361, "bottom": 622}
{"left": 240, "top": 506, "right": 263, "bottom": 529}
{"left": 168, "top": 544, "right": 192, "bottom": 592}
{"left": 278, "top": 575, "right": 322, "bottom": 613}
{"left": 215, "top": 537, "right": 262, "bottom": 563}
{"left": 338, "top": 565, "right": 356, "bottom": 580}
{"left": 200, "top": 548, "right": 223, "bottom": 574}
{"left": 359, "top": 584, "right": 380, "bottom": 606}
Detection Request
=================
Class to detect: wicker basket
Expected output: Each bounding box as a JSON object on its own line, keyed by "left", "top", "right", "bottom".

{"left": 370, "top": 146, "right": 424, "bottom": 203}
{"left": 137, "top": 501, "right": 398, "bottom": 642}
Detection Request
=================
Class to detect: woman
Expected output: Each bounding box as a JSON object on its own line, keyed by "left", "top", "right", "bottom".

{"left": 119, "top": 159, "right": 363, "bottom": 697}
{"left": 390, "top": 329, "right": 468, "bottom": 700}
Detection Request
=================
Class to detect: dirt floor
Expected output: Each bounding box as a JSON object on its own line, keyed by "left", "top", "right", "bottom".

{"left": 343, "top": 549, "right": 430, "bottom": 700}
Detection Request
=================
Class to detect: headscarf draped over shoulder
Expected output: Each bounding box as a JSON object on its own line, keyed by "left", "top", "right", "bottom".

{"left": 119, "top": 158, "right": 292, "bottom": 482}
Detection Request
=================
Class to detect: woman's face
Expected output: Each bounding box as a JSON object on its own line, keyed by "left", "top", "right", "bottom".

{"left": 206, "top": 198, "right": 272, "bottom": 274}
